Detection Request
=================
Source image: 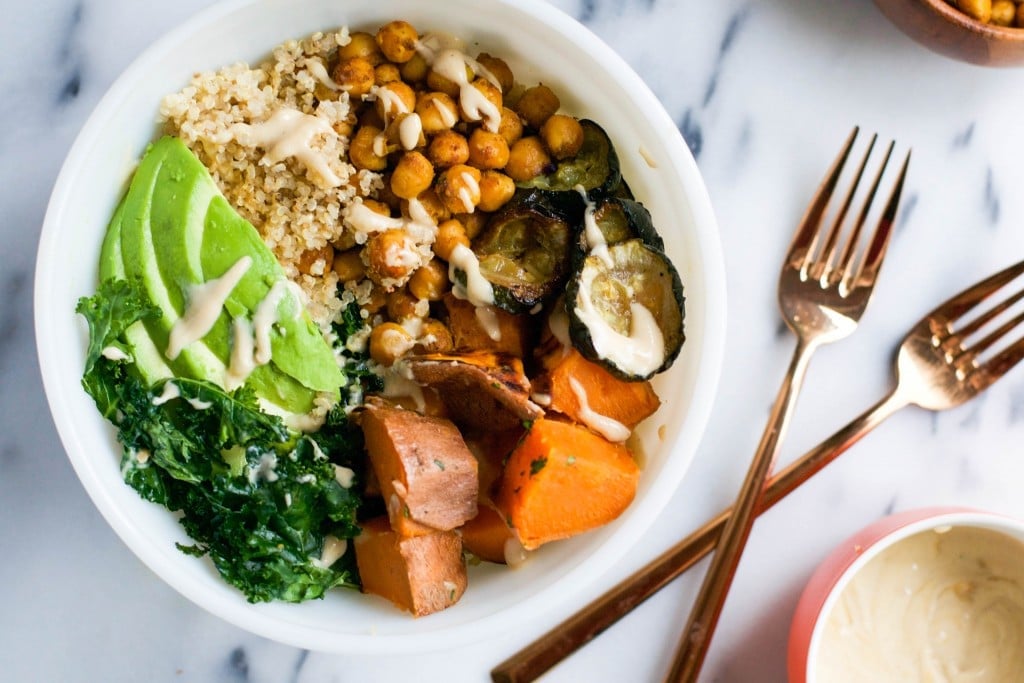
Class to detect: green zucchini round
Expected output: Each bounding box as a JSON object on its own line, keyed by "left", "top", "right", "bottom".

{"left": 516, "top": 120, "right": 622, "bottom": 197}
{"left": 565, "top": 238, "right": 685, "bottom": 380}
{"left": 469, "top": 190, "right": 576, "bottom": 314}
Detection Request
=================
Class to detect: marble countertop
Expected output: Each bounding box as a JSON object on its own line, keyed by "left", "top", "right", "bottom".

{"left": 7, "top": 0, "right": 1024, "bottom": 681}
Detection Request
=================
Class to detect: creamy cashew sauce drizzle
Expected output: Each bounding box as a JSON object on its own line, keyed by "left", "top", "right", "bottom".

{"left": 816, "top": 525, "right": 1024, "bottom": 683}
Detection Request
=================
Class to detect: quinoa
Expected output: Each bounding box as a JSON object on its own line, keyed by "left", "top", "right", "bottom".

{"left": 160, "top": 29, "right": 382, "bottom": 328}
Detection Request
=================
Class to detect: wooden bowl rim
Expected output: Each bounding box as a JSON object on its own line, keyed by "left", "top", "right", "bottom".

{"left": 919, "top": 0, "right": 1024, "bottom": 40}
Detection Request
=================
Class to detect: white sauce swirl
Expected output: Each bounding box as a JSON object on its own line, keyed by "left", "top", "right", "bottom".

{"left": 816, "top": 525, "right": 1024, "bottom": 683}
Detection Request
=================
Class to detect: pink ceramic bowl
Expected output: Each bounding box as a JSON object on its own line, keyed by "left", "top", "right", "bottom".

{"left": 787, "top": 506, "right": 1024, "bottom": 683}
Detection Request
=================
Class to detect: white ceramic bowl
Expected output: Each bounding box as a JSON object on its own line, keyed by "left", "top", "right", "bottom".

{"left": 788, "top": 508, "right": 1024, "bottom": 682}
{"left": 35, "top": 0, "right": 725, "bottom": 653}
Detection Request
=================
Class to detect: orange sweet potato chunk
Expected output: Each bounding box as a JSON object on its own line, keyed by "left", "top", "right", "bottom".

{"left": 360, "top": 403, "right": 478, "bottom": 533}
{"left": 460, "top": 501, "right": 518, "bottom": 564}
{"left": 354, "top": 517, "right": 467, "bottom": 616}
{"left": 444, "top": 293, "right": 532, "bottom": 357}
{"left": 534, "top": 348, "right": 661, "bottom": 429}
{"left": 496, "top": 418, "right": 639, "bottom": 550}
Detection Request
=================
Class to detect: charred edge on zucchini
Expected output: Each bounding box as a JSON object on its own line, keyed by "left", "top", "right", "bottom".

{"left": 466, "top": 190, "right": 577, "bottom": 314}
{"left": 580, "top": 197, "right": 665, "bottom": 255}
{"left": 516, "top": 120, "right": 621, "bottom": 196}
{"left": 565, "top": 238, "right": 685, "bottom": 381}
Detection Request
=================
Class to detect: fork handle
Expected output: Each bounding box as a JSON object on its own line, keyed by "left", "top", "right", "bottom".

{"left": 491, "top": 389, "right": 908, "bottom": 683}
{"left": 666, "top": 338, "right": 822, "bottom": 682}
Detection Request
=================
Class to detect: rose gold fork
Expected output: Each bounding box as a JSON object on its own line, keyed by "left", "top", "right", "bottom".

{"left": 490, "top": 127, "right": 909, "bottom": 683}
{"left": 665, "top": 128, "right": 910, "bottom": 682}
{"left": 491, "top": 258, "right": 1024, "bottom": 683}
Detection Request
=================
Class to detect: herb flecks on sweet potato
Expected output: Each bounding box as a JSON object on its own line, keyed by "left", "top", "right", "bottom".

{"left": 534, "top": 348, "right": 660, "bottom": 430}
{"left": 360, "top": 402, "right": 478, "bottom": 533}
{"left": 496, "top": 418, "right": 639, "bottom": 550}
{"left": 354, "top": 517, "right": 467, "bottom": 616}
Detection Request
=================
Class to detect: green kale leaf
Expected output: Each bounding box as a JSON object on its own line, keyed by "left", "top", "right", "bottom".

{"left": 78, "top": 279, "right": 363, "bottom": 603}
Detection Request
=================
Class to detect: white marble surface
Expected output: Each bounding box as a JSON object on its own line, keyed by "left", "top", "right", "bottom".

{"left": 7, "top": 0, "right": 1024, "bottom": 681}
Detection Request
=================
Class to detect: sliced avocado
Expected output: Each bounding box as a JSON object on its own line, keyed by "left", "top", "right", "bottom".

{"left": 98, "top": 198, "right": 174, "bottom": 386}
{"left": 118, "top": 138, "right": 228, "bottom": 387}
{"left": 200, "top": 194, "right": 343, "bottom": 395}
{"left": 111, "top": 136, "right": 342, "bottom": 414}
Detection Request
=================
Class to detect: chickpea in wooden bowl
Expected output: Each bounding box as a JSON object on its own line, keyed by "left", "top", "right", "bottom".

{"left": 875, "top": 0, "right": 1024, "bottom": 65}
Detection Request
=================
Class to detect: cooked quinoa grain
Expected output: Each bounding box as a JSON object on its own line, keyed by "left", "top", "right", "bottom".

{"left": 160, "top": 29, "right": 378, "bottom": 328}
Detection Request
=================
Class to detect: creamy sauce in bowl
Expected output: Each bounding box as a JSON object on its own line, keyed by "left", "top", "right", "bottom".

{"left": 815, "top": 525, "right": 1024, "bottom": 683}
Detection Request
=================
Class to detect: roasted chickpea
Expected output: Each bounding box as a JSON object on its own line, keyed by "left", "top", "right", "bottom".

{"left": 404, "top": 188, "right": 450, "bottom": 224}
{"left": 408, "top": 260, "right": 450, "bottom": 301}
{"left": 540, "top": 114, "right": 584, "bottom": 160}
{"left": 363, "top": 199, "right": 392, "bottom": 216}
{"left": 358, "top": 105, "right": 385, "bottom": 130}
{"left": 377, "top": 182, "right": 404, "bottom": 212}
{"left": 349, "top": 125, "right": 388, "bottom": 171}
{"left": 362, "top": 285, "right": 388, "bottom": 315}
{"left": 401, "top": 52, "right": 430, "bottom": 82}
{"left": 332, "top": 57, "right": 375, "bottom": 98}
{"left": 468, "top": 129, "right": 510, "bottom": 170}
{"left": 415, "top": 319, "right": 454, "bottom": 354}
{"left": 391, "top": 151, "right": 435, "bottom": 200}
{"left": 991, "top": 0, "right": 1014, "bottom": 24}
{"left": 515, "top": 84, "right": 560, "bottom": 129}
{"left": 957, "top": 0, "right": 992, "bottom": 21}
{"left": 365, "top": 229, "right": 417, "bottom": 284}
{"left": 297, "top": 243, "right": 334, "bottom": 276}
{"left": 374, "top": 81, "right": 417, "bottom": 122}
{"left": 462, "top": 78, "right": 503, "bottom": 124}
{"left": 436, "top": 164, "right": 482, "bottom": 215}
{"left": 454, "top": 211, "right": 488, "bottom": 241}
{"left": 339, "top": 31, "right": 384, "bottom": 66}
{"left": 428, "top": 130, "right": 470, "bottom": 168}
{"left": 433, "top": 218, "right": 470, "bottom": 261}
{"left": 505, "top": 136, "right": 553, "bottom": 182}
{"left": 369, "top": 322, "right": 415, "bottom": 366}
{"left": 387, "top": 287, "right": 423, "bottom": 320}
{"left": 374, "top": 62, "right": 402, "bottom": 85}
{"left": 475, "top": 53, "right": 515, "bottom": 94}
{"left": 477, "top": 170, "right": 516, "bottom": 212}
{"left": 376, "top": 20, "right": 419, "bottom": 63}
{"left": 415, "top": 92, "right": 459, "bottom": 134}
{"left": 333, "top": 248, "right": 366, "bottom": 282}
{"left": 497, "top": 107, "right": 524, "bottom": 147}
{"left": 426, "top": 68, "right": 463, "bottom": 98}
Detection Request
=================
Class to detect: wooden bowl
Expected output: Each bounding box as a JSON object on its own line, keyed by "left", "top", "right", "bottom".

{"left": 874, "top": 0, "right": 1024, "bottom": 66}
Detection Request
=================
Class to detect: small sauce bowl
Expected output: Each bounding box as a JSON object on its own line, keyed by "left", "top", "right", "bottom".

{"left": 788, "top": 507, "right": 1024, "bottom": 683}
{"left": 874, "top": 0, "right": 1024, "bottom": 66}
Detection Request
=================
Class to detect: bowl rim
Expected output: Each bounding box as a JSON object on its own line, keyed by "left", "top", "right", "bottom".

{"left": 789, "top": 507, "right": 1024, "bottom": 683}
{"left": 915, "top": 0, "right": 1024, "bottom": 39}
{"left": 35, "top": 0, "right": 727, "bottom": 653}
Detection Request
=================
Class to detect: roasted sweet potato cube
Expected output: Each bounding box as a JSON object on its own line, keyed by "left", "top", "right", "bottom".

{"left": 354, "top": 517, "right": 467, "bottom": 616}
{"left": 444, "top": 293, "right": 533, "bottom": 357}
{"left": 360, "top": 403, "right": 478, "bottom": 532}
{"left": 533, "top": 348, "right": 661, "bottom": 429}
{"left": 497, "top": 418, "right": 639, "bottom": 550}
{"left": 460, "top": 501, "right": 521, "bottom": 564}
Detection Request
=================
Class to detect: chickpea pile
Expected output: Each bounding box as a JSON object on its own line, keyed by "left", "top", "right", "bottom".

{"left": 322, "top": 20, "right": 586, "bottom": 367}
{"left": 948, "top": 0, "right": 1024, "bottom": 27}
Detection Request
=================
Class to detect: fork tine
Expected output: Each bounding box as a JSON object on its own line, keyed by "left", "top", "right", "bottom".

{"left": 850, "top": 149, "right": 910, "bottom": 291}
{"left": 969, "top": 335, "right": 1024, "bottom": 393}
{"left": 789, "top": 127, "right": 859, "bottom": 272}
{"left": 950, "top": 286, "right": 1024, "bottom": 344}
{"left": 932, "top": 259, "right": 1024, "bottom": 326}
{"left": 816, "top": 133, "right": 878, "bottom": 282}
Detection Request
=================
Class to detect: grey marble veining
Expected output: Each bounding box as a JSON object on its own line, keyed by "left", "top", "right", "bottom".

{"left": 7, "top": 0, "right": 1024, "bottom": 681}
